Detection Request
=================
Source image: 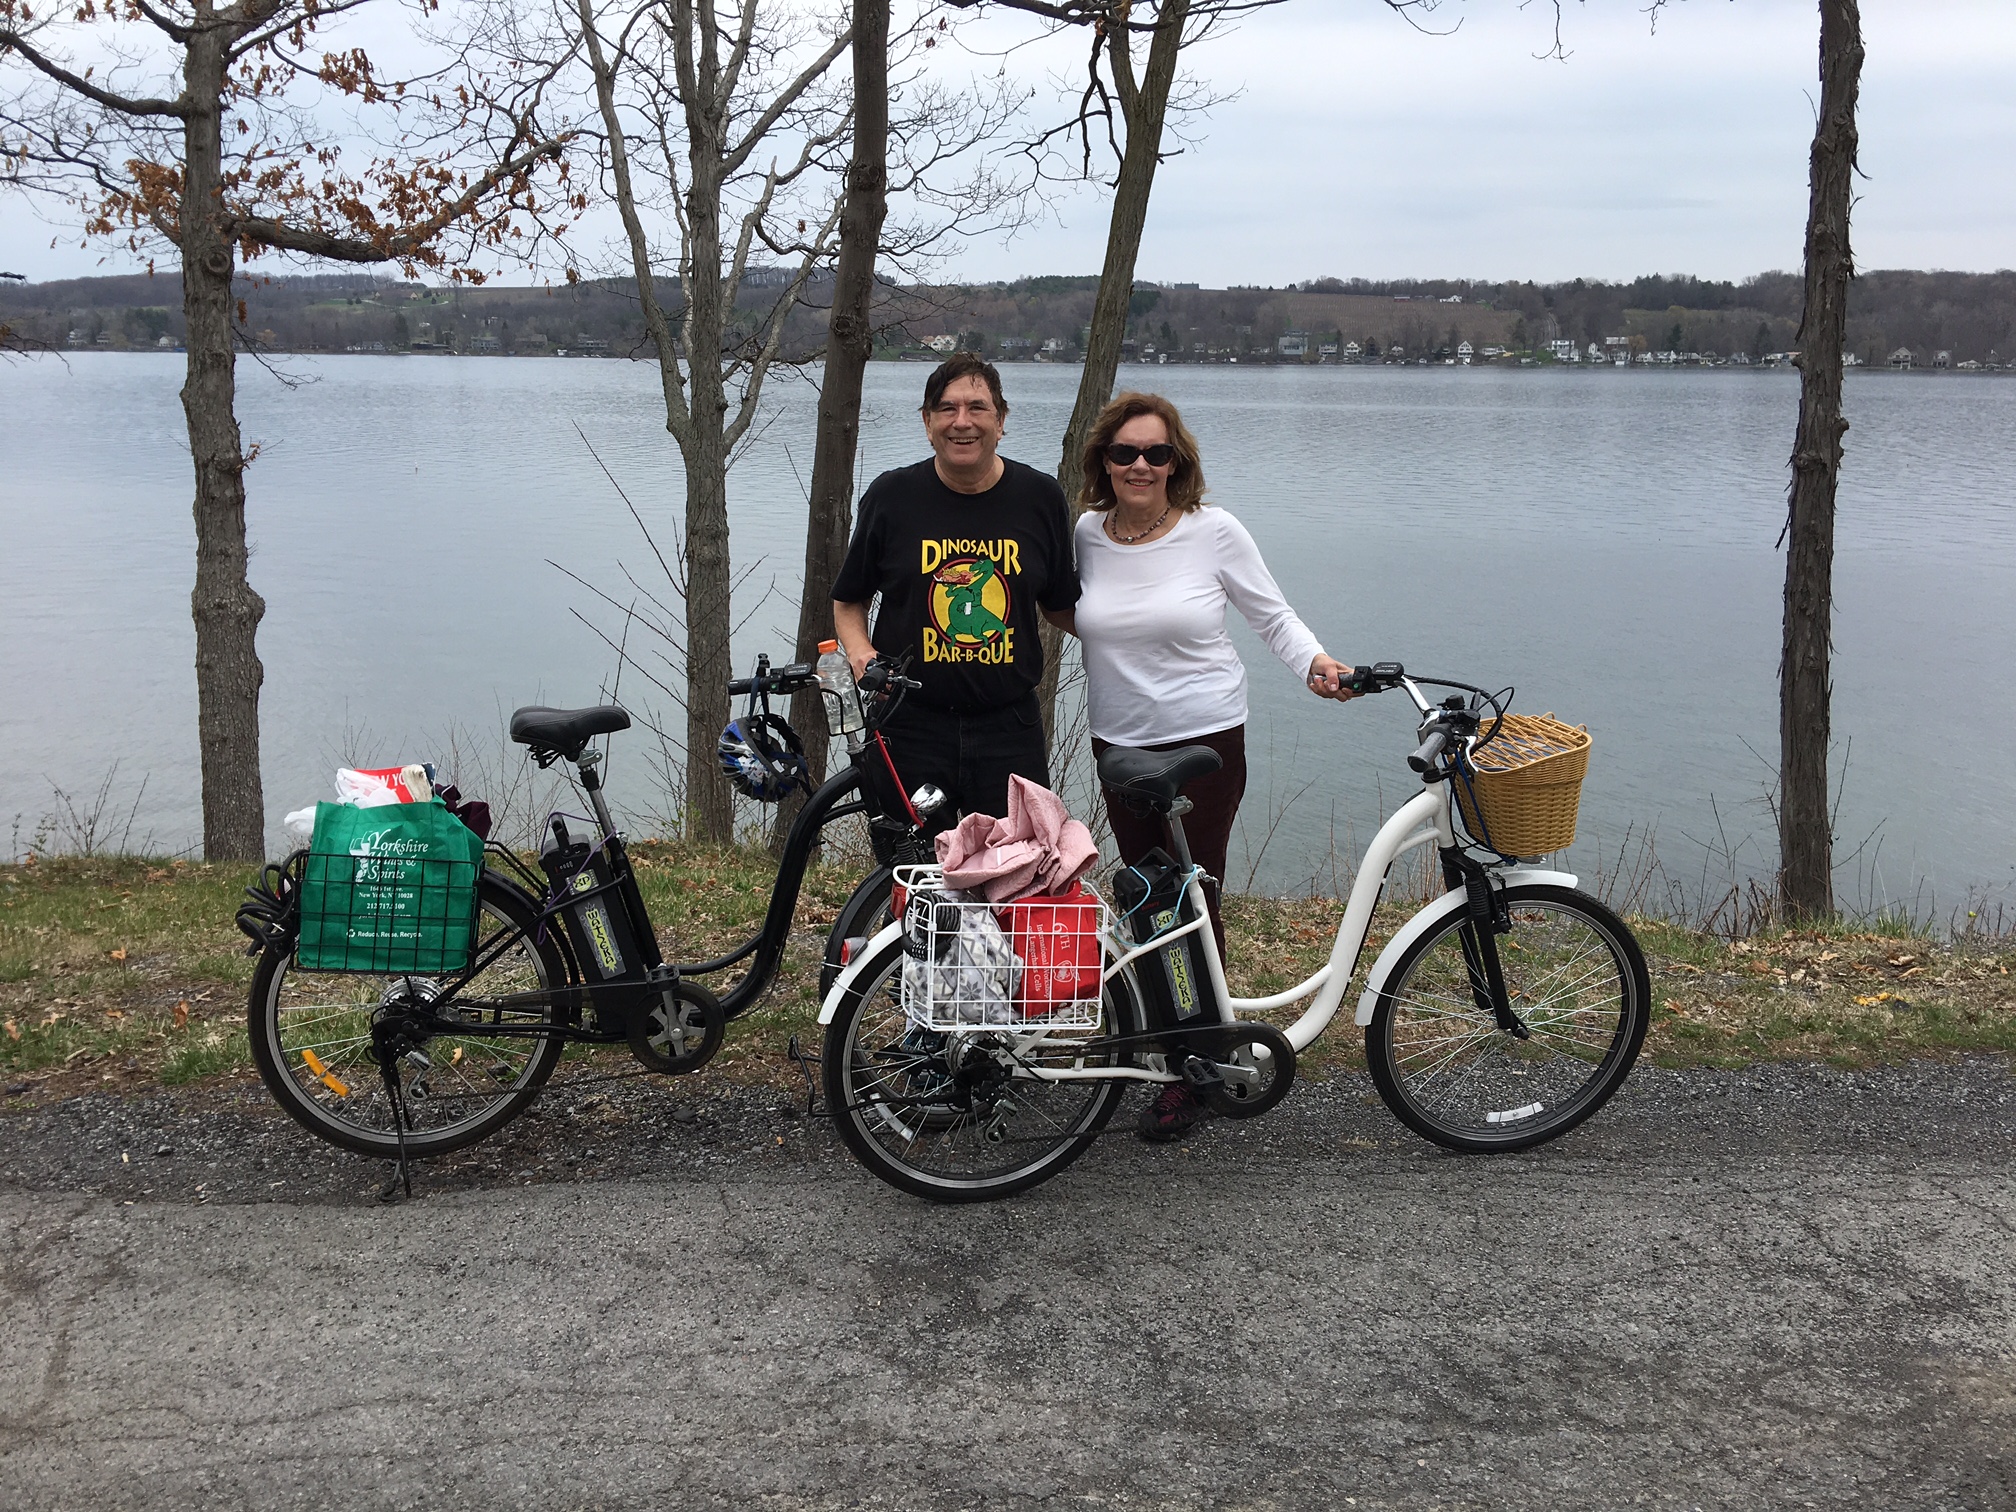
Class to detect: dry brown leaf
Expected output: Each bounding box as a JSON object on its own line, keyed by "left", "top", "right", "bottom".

{"left": 110, "top": 948, "right": 127, "bottom": 962}
{"left": 173, "top": 1000, "right": 190, "bottom": 1031}
{"left": 3, "top": 1020, "right": 18, "bottom": 1042}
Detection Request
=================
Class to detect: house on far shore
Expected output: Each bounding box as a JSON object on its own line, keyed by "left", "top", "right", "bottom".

{"left": 1277, "top": 331, "right": 1310, "bottom": 359}
{"left": 1932, "top": 350, "right": 1952, "bottom": 369}
{"left": 1342, "top": 340, "right": 1362, "bottom": 362}
{"left": 1457, "top": 340, "right": 1473, "bottom": 364}
{"left": 923, "top": 333, "right": 959, "bottom": 355}
{"left": 1889, "top": 346, "right": 1915, "bottom": 369}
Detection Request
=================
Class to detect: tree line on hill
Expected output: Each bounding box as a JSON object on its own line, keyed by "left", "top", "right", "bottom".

{"left": 9, "top": 265, "right": 2016, "bottom": 368}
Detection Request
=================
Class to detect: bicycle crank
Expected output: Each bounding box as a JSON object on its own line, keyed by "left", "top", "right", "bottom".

{"left": 627, "top": 975, "right": 726, "bottom": 1074}
{"left": 1184, "top": 1022, "right": 1297, "bottom": 1120}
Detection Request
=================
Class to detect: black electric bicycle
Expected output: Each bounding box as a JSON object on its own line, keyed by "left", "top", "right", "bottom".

{"left": 237, "top": 655, "right": 940, "bottom": 1168}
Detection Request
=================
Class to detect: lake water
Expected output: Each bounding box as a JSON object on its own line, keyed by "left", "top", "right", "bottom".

{"left": 4, "top": 353, "right": 2012, "bottom": 920}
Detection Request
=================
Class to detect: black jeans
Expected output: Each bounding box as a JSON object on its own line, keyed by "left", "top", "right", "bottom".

{"left": 871, "top": 693, "right": 1050, "bottom": 831}
{"left": 1092, "top": 725, "right": 1246, "bottom": 962}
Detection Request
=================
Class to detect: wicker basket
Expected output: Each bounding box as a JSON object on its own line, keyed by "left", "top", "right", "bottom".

{"left": 1453, "top": 713, "right": 1591, "bottom": 857}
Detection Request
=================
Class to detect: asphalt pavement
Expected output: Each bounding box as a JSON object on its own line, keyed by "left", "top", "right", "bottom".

{"left": 3, "top": 1061, "right": 2013, "bottom": 1510}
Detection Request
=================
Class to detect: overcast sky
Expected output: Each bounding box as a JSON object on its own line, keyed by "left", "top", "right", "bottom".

{"left": 4, "top": 0, "right": 2010, "bottom": 287}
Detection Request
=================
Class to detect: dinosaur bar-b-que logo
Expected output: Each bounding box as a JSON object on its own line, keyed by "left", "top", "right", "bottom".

{"left": 922, "top": 539, "right": 1017, "bottom": 663}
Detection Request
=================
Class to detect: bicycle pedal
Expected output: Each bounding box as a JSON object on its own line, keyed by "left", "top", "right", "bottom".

{"left": 1180, "top": 1056, "right": 1226, "bottom": 1093}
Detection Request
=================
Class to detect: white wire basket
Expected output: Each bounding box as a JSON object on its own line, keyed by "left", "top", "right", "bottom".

{"left": 893, "top": 864, "right": 1109, "bottom": 1032}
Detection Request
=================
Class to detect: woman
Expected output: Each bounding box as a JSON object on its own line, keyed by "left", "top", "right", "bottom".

{"left": 1069, "top": 391, "right": 1356, "bottom": 1141}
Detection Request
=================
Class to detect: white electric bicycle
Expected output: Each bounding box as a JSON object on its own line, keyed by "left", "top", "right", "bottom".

{"left": 819, "top": 663, "right": 1651, "bottom": 1203}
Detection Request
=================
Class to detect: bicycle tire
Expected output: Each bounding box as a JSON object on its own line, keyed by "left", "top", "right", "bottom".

{"left": 820, "top": 866, "right": 894, "bottom": 1001}
{"left": 823, "top": 937, "right": 1140, "bottom": 1202}
{"left": 248, "top": 872, "right": 569, "bottom": 1158}
{"left": 1365, "top": 884, "right": 1649, "bottom": 1153}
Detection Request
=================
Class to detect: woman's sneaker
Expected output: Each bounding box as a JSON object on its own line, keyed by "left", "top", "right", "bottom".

{"left": 1137, "top": 1082, "right": 1209, "bottom": 1142}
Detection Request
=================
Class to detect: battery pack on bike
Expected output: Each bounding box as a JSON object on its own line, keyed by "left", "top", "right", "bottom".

{"left": 538, "top": 815, "right": 648, "bottom": 1026}
{"left": 1111, "top": 848, "right": 1220, "bottom": 1034}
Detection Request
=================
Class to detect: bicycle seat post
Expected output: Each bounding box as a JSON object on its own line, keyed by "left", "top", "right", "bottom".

{"left": 1164, "top": 796, "right": 1196, "bottom": 871}
{"left": 575, "top": 748, "right": 619, "bottom": 839}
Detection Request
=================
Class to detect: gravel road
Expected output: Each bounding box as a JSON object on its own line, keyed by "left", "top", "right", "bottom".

{"left": 3, "top": 1060, "right": 2013, "bottom": 1510}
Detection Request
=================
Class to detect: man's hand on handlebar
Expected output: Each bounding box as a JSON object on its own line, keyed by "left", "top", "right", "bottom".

{"left": 858, "top": 655, "right": 920, "bottom": 698}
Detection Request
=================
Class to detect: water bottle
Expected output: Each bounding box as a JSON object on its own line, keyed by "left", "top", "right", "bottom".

{"left": 816, "top": 639, "right": 865, "bottom": 736}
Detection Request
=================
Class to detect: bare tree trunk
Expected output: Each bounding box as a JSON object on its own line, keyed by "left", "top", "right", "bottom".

{"left": 683, "top": 387, "right": 736, "bottom": 845}
{"left": 1035, "top": 0, "right": 1190, "bottom": 743}
{"left": 181, "top": 28, "right": 267, "bottom": 860}
{"left": 679, "top": 14, "right": 737, "bottom": 846}
{"left": 776, "top": 0, "right": 892, "bottom": 845}
{"left": 1779, "top": 0, "right": 1862, "bottom": 921}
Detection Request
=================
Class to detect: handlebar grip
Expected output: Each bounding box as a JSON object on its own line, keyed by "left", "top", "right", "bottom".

{"left": 727, "top": 677, "right": 753, "bottom": 696}
{"left": 1340, "top": 660, "right": 1404, "bottom": 695}
{"left": 1408, "top": 730, "right": 1448, "bottom": 773}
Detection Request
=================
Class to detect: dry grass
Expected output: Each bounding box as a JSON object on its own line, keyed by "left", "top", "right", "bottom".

{"left": 5, "top": 854, "right": 2014, "bottom": 1112}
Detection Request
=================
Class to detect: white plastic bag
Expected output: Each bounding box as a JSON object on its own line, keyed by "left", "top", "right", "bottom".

{"left": 903, "top": 889, "right": 1023, "bottom": 1025}
{"left": 334, "top": 764, "right": 433, "bottom": 806}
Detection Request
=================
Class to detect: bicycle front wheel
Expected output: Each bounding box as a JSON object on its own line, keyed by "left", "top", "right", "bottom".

{"left": 248, "top": 873, "right": 569, "bottom": 1158}
{"left": 1366, "top": 884, "right": 1649, "bottom": 1153}
{"left": 823, "top": 937, "right": 1139, "bottom": 1202}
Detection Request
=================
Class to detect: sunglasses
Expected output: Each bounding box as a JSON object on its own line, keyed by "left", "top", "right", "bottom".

{"left": 1103, "top": 442, "right": 1176, "bottom": 468}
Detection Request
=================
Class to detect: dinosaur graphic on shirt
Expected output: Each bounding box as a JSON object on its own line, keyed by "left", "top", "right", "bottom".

{"left": 929, "top": 554, "right": 1012, "bottom": 647}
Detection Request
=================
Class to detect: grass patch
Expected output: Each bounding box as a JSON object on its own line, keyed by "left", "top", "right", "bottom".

{"left": 5, "top": 848, "right": 2014, "bottom": 1106}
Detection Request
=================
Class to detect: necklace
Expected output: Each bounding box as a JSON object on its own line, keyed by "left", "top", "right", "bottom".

{"left": 1108, "top": 505, "right": 1171, "bottom": 544}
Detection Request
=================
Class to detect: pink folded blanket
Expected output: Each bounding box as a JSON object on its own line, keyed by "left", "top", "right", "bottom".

{"left": 935, "top": 775, "right": 1100, "bottom": 903}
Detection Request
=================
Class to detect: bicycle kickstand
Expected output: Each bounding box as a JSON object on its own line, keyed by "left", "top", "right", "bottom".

{"left": 378, "top": 1053, "right": 413, "bottom": 1204}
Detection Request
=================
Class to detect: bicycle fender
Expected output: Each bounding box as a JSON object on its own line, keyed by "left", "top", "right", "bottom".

{"left": 817, "top": 919, "right": 905, "bottom": 1025}
{"left": 1353, "top": 869, "right": 1578, "bottom": 1027}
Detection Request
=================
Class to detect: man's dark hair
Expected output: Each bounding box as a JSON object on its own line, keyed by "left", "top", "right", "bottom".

{"left": 921, "top": 351, "right": 1008, "bottom": 419}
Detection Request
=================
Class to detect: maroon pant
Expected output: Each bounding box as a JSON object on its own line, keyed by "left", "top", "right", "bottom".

{"left": 1092, "top": 724, "right": 1247, "bottom": 961}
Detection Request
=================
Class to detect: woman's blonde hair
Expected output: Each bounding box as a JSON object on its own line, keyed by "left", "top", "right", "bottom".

{"left": 1078, "top": 391, "right": 1207, "bottom": 512}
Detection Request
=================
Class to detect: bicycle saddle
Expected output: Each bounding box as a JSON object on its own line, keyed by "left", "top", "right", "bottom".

{"left": 509, "top": 704, "right": 631, "bottom": 759}
{"left": 1096, "top": 744, "right": 1223, "bottom": 811}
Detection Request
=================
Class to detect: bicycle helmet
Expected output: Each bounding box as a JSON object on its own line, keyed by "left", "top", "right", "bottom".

{"left": 717, "top": 713, "right": 809, "bottom": 802}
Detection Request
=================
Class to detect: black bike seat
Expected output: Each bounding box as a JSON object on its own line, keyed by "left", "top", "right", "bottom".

{"left": 1096, "top": 744, "right": 1223, "bottom": 811}
{"left": 509, "top": 704, "right": 631, "bottom": 756}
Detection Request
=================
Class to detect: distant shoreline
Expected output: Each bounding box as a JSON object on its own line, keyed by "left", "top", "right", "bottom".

{"left": 11, "top": 347, "right": 2008, "bottom": 376}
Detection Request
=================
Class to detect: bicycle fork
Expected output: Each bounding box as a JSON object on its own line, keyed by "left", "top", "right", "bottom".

{"left": 1442, "top": 848, "right": 1530, "bottom": 1040}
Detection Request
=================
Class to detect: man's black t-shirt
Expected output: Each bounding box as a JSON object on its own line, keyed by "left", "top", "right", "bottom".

{"left": 833, "top": 458, "right": 1080, "bottom": 712}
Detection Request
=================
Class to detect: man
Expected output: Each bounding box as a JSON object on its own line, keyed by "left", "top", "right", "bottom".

{"left": 832, "top": 352, "right": 1078, "bottom": 824}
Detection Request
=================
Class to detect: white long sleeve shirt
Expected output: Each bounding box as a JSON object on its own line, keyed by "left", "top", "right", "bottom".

{"left": 1074, "top": 505, "right": 1326, "bottom": 746}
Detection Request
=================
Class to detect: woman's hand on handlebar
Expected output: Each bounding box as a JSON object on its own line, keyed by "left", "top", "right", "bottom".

{"left": 1306, "top": 654, "right": 1363, "bottom": 702}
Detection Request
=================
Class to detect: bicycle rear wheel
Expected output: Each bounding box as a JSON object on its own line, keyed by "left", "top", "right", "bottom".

{"left": 823, "top": 937, "right": 1139, "bottom": 1202}
{"left": 1365, "top": 884, "right": 1649, "bottom": 1153}
{"left": 248, "top": 873, "right": 568, "bottom": 1158}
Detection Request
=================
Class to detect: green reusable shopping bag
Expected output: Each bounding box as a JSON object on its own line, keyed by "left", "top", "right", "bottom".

{"left": 295, "top": 798, "right": 484, "bottom": 973}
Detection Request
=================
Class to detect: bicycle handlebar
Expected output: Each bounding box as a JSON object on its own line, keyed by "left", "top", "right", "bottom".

{"left": 1408, "top": 729, "right": 1449, "bottom": 773}
{"left": 1340, "top": 660, "right": 1408, "bottom": 695}
{"left": 728, "top": 662, "right": 818, "bottom": 698}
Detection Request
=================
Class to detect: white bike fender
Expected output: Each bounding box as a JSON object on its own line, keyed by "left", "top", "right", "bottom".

{"left": 1353, "top": 869, "right": 1579, "bottom": 1026}
{"left": 817, "top": 919, "right": 906, "bottom": 1025}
